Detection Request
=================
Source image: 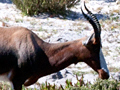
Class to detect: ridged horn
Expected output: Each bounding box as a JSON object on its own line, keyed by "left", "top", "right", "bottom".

{"left": 81, "top": 2, "right": 101, "bottom": 43}
{"left": 84, "top": 2, "right": 101, "bottom": 35}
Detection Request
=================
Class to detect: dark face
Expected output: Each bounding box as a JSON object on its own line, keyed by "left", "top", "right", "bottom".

{"left": 84, "top": 42, "right": 109, "bottom": 79}
{"left": 76, "top": 38, "right": 109, "bottom": 79}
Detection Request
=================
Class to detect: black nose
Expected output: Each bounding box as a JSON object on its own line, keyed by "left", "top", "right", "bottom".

{"left": 102, "top": 72, "right": 109, "bottom": 79}
{"left": 106, "top": 74, "right": 109, "bottom": 79}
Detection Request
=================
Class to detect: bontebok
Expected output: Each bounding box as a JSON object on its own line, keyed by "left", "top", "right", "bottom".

{"left": 0, "top": 3, "right": 109, "bottom": 90}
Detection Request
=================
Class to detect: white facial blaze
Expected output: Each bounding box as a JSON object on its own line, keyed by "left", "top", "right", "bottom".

{"left": 99, "top": 49, "right": 109, "bottom": 75}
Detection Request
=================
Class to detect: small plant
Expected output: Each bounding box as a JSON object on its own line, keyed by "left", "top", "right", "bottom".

{"left": 91, "top": 78, "right": 120, "bottom": 90}
{"left": 73, "top": 71, "right": 87, "bottom": 76}
{"left": 15, "top": 18, "right": 23, "bottom": 23}
{"left": 65, "top": 76, "right": 120, "bottom": 90}
{"left": 1, "top": 76, "right": 120, "bottom": 90}
{"left": 12, "top": 0, "right": 80, "bottom": 16}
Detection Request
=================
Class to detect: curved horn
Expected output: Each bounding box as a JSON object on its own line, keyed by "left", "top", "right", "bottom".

{"left": 81, "top": 2, "right": 101, "bottom": 42}
{"left": 84, "top": 2, "right": 101, "bottom": 34}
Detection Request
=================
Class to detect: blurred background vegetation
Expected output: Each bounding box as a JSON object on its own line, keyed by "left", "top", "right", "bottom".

{"left": 12, "top": 0, "right": 80, "bottom": 16}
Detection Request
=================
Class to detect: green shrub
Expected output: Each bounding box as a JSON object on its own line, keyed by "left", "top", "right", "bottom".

{"left": 12, "top": 0, "right": 80, "bottom": 16}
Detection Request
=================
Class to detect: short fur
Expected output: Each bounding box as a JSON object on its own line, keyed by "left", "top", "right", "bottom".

{"left": 0, "top": 3, "right": 109, "bottom": 90}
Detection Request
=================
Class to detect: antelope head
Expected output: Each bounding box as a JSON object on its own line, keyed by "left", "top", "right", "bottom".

{"left": 79, "top": 2, "right": 109, "bottom": 79}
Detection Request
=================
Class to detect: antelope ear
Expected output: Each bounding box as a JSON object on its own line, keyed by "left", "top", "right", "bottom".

{"left": 82, "top": 33, "right": 95, "bottom": 46}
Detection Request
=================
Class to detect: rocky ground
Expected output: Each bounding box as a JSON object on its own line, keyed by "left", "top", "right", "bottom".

{"left": 0, "top": 0, "right": 120, "bottom": 89}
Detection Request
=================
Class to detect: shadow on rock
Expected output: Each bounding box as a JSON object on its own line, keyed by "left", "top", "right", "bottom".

{"left": 34, "top": 10, "right": 110, "bottom": 21}
{"left": 65, "top": 11, "right": 110, "bottom": 21}
{"left": 0, "top": 0, "right": 12, "bottom": 4}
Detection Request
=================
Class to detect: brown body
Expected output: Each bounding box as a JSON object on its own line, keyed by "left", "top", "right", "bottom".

{"left": 0, "top": 3, "right": 109, "bottom": 90}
